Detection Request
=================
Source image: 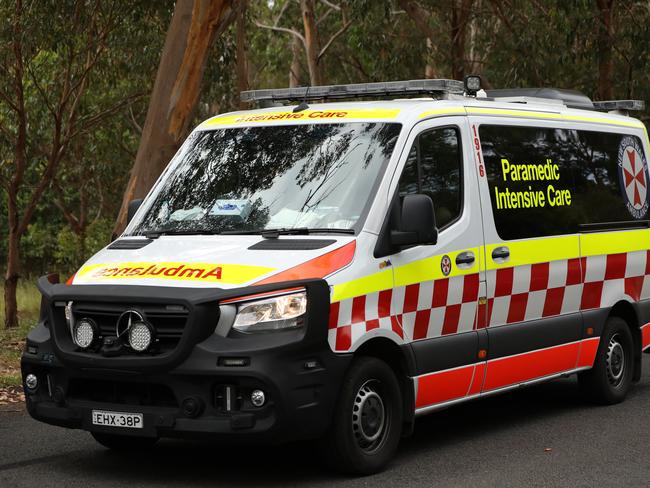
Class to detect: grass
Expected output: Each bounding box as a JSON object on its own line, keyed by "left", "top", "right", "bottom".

{"left": 0, "top": 280, "right": 41, "bottom": 387}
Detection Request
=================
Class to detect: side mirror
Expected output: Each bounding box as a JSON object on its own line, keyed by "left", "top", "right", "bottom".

{"left": 391, "top": 194, "right": 438, "bottom": 247}
{"left": 127, "top": 198, "right": 144, "bottom": 225}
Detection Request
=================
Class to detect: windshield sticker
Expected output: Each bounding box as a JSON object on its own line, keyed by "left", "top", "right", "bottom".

{"left": 209, "top": 199, "right": 252, "bottom": 221}
{"left": 617, "top": 136, "right": 649, "bottom": 219}
{"left": 74, "top": 262, "right": 275, "bottom": 285}
{"left": 201, "top": 108, "right": 400, "bottom": 127}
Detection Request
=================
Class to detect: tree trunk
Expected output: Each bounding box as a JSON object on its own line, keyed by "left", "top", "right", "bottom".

{"left": 596, "top": 0, "right": 614, "bottom": 100}
{"left": 300, "top": 0, "right": 322, "bottom": 86}
{"left": 235, "top": 0, "right": 249, "bottom": 109}
{"left": 425, "top": 38, "right": 436, "bottom": 78}
{"left": 113, "top": 0, "right": 239, "bottom": 236}
{"left": 289, "top": 35, "right": 303, "bottom": 87}
{"left": 4, "top": 232, "right": 20, "bottom": 329}
{"left": 450, "top": 0, "right": 473, "bottom": 81}
{"left": 397, "top": 0, "right": 438, "bottom": 79}
{"left": 4, "top": 0, "right": 27, "bottom": 329}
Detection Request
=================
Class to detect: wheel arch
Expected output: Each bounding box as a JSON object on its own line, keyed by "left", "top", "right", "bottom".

{"left": 609, "top": 300, "right": 642, "bottom": 382}
{"left": 354, "top": 337, "right": 417, "bottom": 435}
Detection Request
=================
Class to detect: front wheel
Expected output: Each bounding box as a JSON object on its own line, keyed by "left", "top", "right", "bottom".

{"left": 321, "top": 357, "right": 403, "bottom": 475}
{"left": 579, "top": 316, "right": 634, "bottom": 404}
{"left": 92, "top": 432, "right": 158, "bottom": 451}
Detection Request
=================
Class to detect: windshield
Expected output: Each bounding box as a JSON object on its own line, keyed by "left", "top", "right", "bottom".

{"left": 129, "top": 122, "right": 401, "bottom": 236}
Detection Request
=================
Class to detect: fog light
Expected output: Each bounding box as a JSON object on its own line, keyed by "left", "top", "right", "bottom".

{"left": 25, "top": 374, "right": 38, "bottom": 391}
{"left": 128, "top": 321, "right": 154, "bottom": 352}
{"left": 251, "top": 389, "right": 265, "bottom": 407}
{"left": 182, "top": 397, "right": 204, "bottom": 418}
{"left": 73, "top": 318, "right": 97, "bottom": 349}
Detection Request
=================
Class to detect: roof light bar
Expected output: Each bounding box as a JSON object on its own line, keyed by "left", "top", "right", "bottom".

{"left": 240, "top": 79, "right": 464, "bottom": 104}
{"left": 592, "top": 100, "right": 645, "bottom": 111}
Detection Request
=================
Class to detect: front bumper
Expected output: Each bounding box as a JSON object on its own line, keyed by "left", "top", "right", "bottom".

{"left": 21, "top": 278, "right": 351, "bottom": 443}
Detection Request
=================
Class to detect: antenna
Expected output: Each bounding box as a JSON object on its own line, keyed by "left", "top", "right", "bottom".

{"left": 293, "top": 85, "right": 311, "bottom": 113}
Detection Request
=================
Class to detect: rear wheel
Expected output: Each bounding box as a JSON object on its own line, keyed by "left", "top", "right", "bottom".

{"left": 579, "top": 316, "right": 634, "bottom": 404}
{"left": 92, "top": 432, "right": 158, "bottom": 451}
{"left": 321, "top": 357, "right": 403, "bottom": 475}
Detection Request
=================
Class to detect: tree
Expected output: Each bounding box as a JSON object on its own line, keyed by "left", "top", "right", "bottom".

{"left": 0, "top": 0, "right": 139, "bottom": 328}
{"left": 236, "top": 0, "right": 250, "bottom": 109}
{"left": 595, "top": 0, "right": 615, "bottom": 100}
{"left": 113, "top": 0, "right": 240, "bottom": 237}
{"left": 397, "top": 0, "right": 440, "bottom": 78}
{"left": 255, "top": 0, "right": 352, "bottom": 86}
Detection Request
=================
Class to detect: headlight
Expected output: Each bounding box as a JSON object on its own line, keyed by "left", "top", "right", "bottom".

{"left": 232, "top": 291, "right": 307, "bottom": 333}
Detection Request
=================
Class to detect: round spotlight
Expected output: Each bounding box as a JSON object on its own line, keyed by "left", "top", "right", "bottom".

{"left": 251, "top": 389, "right": 266, "bottom": 407}
{"left": 73, "top": 318, "right": 97, "bottom": 349}
{"left": 25, "top": 374, "right": 38, "bottom": 392}
{"left": 128, "top": 321, "right": 154, "bottom": 352}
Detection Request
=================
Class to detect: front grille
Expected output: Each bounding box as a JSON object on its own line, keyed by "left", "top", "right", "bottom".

{"left": 71, "top": 302, "right": 188, "bottom": 355}
{"left": 68, "top": 378, "right": 178, "bottom": 407}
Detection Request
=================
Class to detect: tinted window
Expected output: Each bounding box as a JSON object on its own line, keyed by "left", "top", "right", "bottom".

{"left": 398, "top": 127, "right": 463, "bottom": 229}
{"left": 480, "top": 125, "right": 649, "bottom": 240}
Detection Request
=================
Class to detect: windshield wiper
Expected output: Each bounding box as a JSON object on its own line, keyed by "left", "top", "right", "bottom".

{"left": 142, "top": 227, "right": 355, "bottom": 238}
{"left": 143, "top": 228, "right": 219, "bottom": 239}
{"left": 230, "top": 227, "right": 356, "bottom": 238}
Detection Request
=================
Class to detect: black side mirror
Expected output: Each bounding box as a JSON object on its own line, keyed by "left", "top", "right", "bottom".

{"left": 127, "top": 198, "right": 144, "bottom": 225}
{"left": 391, "top": 194, "right": 438, "bottom": 247}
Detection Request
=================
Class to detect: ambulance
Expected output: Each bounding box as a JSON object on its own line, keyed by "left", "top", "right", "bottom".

{"left": 21, "top": 77, "right": 650, "bottom": 474}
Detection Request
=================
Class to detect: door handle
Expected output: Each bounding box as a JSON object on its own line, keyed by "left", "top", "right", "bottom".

{"left": 491, "top": 246, "right": 510, "bottom": 261}
{"left": 456, "top": 251, "right": 475, "bottom": 266}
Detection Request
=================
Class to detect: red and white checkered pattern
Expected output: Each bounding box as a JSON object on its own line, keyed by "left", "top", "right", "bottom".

{"left": 329, "top": 274, "right": 480, "bottom": 351}
{"left": 328, "top": 250, "right": 650, "bottom": 352}
{"left": 486, "top": 250, "right": 650, "bottom": 328}
{"left": 486, "top": 257, "right": 584, "bottom": 328}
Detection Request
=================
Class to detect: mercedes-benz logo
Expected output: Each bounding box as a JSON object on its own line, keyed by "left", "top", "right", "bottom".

{"left": 116, "top": 309, "right": 145, "bottom": 338}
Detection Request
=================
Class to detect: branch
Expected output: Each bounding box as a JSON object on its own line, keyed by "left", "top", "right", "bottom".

{"left": 254, "top": 20, "right": 306, "bottom": 45}
{"left": 128, "top": 106, "right": 142, "bottom": 134}
{"left": 67, "top": 92, "right": 144, "bottom": 141}
{"left": 318, "top": 18, "right": 352, "bottom": 61}
{"left": 25, "top": 63, "right": 57, "bottom": 118}
{"left": 0, "top": 87, "right": 19, "bottom": 113}
{"left": 397, "top": 0, "right": 436, "bottom": 41}
{"left": 319, "top": 0, "right": 340, "bottom": 11}
{"left": 53, "top": 196, "right": 82, "bottom": 234}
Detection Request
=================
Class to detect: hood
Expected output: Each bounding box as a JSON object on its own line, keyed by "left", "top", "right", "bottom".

{"left": 70, "top": 235, "right": 356, "bottom": 289}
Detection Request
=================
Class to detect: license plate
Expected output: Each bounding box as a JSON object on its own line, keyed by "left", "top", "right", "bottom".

{"left": 92, "top": 410, "right": 143, "bottom": 429}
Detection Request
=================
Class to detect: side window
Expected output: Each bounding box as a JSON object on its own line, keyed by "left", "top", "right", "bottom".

{"left": 480, "top": 125, "right": 649, "bottom": 240}
{"left": 398, "top": 127, "right": 463, "bottom": 229}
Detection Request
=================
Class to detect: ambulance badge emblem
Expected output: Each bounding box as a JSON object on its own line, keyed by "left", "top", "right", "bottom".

{"left": 441, "top": 255, "right": 452, "bottom": 276}
{"left": 618, "top": 136, "right": 649, "bottom": 219}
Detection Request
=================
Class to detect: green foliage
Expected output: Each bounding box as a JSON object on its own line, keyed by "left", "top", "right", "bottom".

{"left": 0, "top": 280, "right": 40, "bottom": 385}
{"left": 2, "top": 0, "right": 650, "bottom": 289}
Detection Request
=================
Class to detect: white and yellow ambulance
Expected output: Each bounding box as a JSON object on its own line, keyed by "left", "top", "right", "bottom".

{"left": 22, "top": 78, "right": 650, "bottom": 474}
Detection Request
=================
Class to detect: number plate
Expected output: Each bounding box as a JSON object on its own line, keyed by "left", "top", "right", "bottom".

{"left": 92, "top": 410, "right": 143, "bottom": 429}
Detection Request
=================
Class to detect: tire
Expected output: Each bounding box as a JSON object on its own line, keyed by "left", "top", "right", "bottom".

{"left": 579, "top": 316, "right": 634, "bottom": 405}
{"left": 92, "top": 432, "right": 158, "bottom": 451}
{"left": 320, "top": 357, "right": 403, "bottom": 475}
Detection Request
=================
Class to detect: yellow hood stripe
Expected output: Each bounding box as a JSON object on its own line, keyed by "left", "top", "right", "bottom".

{"left": 74, "top": 262, "right": 275, "bottom": 285}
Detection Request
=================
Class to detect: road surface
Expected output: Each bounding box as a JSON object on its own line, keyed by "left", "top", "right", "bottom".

{"left": 2, "top": 361, "right": 650, "bottom": 487}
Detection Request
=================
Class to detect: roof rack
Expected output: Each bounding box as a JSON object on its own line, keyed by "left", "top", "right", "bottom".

{"left": 486, "top": 88, "right": 645, "bottom": 113}
{"left": 592, "top": 99, "right": 645, "bottom": 111}
{"left": 241, "top": 79, "right": 464, "bottom": 105}
{"left": 486, "top": 88, "right": 595, "bottom": 110}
